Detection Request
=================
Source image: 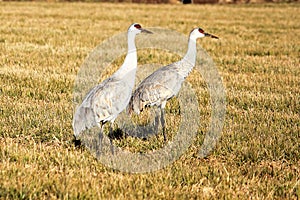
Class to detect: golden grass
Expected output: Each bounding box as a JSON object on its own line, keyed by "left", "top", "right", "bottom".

{"left": 0, "top": 2, "right": 299, "bottom": 199}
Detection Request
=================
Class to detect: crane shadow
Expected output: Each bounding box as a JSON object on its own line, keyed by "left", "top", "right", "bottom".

{"left": 115, "top": 106, "right": 166, "bottom": 141}
{"left": 108, "top": 128, "right": 125, "bottom": 140}
{"left": 128, "top": 125, "right": 160, "bottom": 139}
{"left": 107, "top": 125, "right": 160, "bottom": 141}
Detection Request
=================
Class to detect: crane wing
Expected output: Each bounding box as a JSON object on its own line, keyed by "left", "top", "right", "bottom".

{"left": 129, "top": 64, "right": 185, "bottom": 113}
{"left": 73, "top": 77, "right": 132, "bottom": 137}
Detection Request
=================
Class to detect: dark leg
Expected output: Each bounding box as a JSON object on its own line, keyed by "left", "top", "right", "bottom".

{"left": 160, "top": 106, "right": 167, "bottom": 142}
{"left": 96, "top": 124, "right": 104, "bottom": 158}
{"left": 109, "top": 123, "right": 115, "bottom": 155}
{"left": 153, "top": 106, "right": 161, "bottom": 135}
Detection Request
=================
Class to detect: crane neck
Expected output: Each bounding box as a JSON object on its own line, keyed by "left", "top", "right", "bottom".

{"left": 127, "top": 32, "right": 137, "bottom": 52}
{"left": 183, "top": 37, "right": 197, "bottom": 67}
{"left": 177, "top": 37, "right": 197, "bottom": 78}
{"left": 113, "top": 32, "right": 138, "bottom": 80}
{"left": 122, "top": 32, "right": 137, "bottom": 68}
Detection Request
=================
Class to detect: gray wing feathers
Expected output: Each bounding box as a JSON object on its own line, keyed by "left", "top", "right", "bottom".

{"left": 73, "top": 105, "right": 97, "bottom": 137}
{"left": 129, "top": 64, "right": 185, "bottom": 113}
{"left": 73, "top": 78, "right": 131, "bottom": 137}
{"left": 92, "top": 80, "right": 131, "bottom": 122}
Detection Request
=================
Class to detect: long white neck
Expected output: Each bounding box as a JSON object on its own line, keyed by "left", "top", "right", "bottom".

{"left": 183, "top": 37, "right": 197, "bottom": 67}
{"left": 179, "top": 37, "right": 197, "bottom": 78}
{"left": 113, "top": 32, "right": 138, "bottom": 80}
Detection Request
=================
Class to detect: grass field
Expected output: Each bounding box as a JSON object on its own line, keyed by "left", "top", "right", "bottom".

{"left": 0, "top": 2, "right": 299, "bottom": 199}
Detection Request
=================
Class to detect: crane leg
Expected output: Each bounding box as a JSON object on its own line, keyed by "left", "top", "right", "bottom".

{"left": 154, "top": 107, "right": 160, "bottom": 135}
{"left": 96, "top": 124, "right": 104, "bottom": 158}
{"left": 160, "top": 106, "right": 167, "bottom": 142}
{"left": 109, "top": 123, "right": 115, "bottom": 155}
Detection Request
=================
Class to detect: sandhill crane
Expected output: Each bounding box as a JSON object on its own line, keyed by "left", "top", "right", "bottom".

{"left": 73, "top": 23, "right": 152, "bottom": 151}
{"left": 128, "top": 27, "right": 218, "bottom": 141}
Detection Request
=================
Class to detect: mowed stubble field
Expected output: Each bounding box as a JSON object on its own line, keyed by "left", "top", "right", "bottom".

{"left": 0, "top": 2, "right": 299, "bottom": 199}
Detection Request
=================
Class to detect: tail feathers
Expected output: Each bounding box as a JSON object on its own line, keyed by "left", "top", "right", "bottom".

{"left": 127, "top": 95, "right": 141, "bottom": 115}
{"left": 73, "top": 106, "right": 97, "bottom": 138}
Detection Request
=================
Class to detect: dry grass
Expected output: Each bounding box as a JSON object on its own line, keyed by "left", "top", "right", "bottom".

{"left": 0, "top": 2, "right": 299, "bottom": 199}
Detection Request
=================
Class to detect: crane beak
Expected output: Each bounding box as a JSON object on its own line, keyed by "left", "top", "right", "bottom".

{"left": 140, "top": 28, "right": 153, "bottom": 34}
{"left": 205, "top": 32, "right": 219, "bottom": 39}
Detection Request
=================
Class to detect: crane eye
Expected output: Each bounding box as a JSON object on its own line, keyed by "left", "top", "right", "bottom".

{"left": 134, "top": 24, "right": 141, "bottom": 29}
{"left": 198, "top": 28, "right": 205, "bottom": 33}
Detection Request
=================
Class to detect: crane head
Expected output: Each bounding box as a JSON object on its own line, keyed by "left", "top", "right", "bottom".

{"left": 190, "top": 27, "right": 219, "bottom": 40}
{"left": 128, "top": 23, "right": 153, "bottom": 34}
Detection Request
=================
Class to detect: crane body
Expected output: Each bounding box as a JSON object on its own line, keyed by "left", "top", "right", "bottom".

{"left": 73, "top": 23, "right": 152, "bottom": 153}
{"left": 128, "top": 27, "right": 218, "bottom": 141}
